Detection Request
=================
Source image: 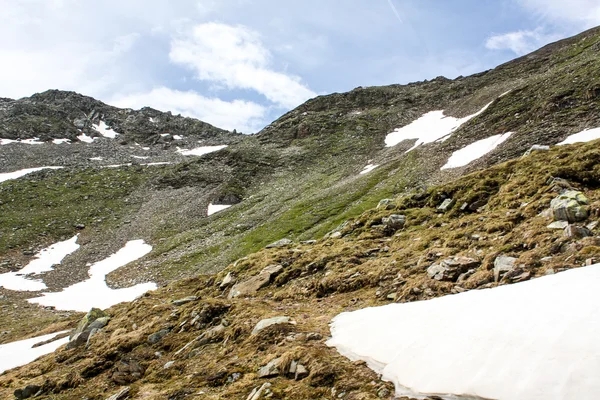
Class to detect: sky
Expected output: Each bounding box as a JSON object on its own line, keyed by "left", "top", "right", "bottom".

{"left": 1, "top": 0, "right": 599, "bottom": 133}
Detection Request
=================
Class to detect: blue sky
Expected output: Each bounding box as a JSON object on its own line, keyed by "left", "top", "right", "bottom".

{"left": 1, "top": 0, "right": 598, "bottom": 133}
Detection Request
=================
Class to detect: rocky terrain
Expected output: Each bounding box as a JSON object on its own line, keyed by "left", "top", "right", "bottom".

{"left": 0, "top": 25, "right": 599, "bottom": 400}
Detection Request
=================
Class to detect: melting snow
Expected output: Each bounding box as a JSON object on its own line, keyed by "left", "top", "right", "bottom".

{"left": 131, "top": 155, "right": 149, "bottom": 160}
{"left": 173, "top": 135, "right": 183, "bottom": 140}
{"left": 177, "top": 145, "right": 227, "bottom": 157}
{"left": 385, "top": 102, "right": 492, "bottom": 151}
{"left": 557, "top": 127, "right": 600, "bottom": 145}
{"left": 360, "top": 164, "right": 379, "bottom": 175}
{"left": 0, "top": 167, "right": 63, "bottom": 184}
{"left": 29, "top": 240, "right": 156, "bottom": 312}
{"left": 149, "top": 117, "right": 157, "bottom": 123}
{"left": 441, "top": 132, "right": 512, "bottom": 170}
{"left": 92, "top": 121, "right": 118, "bottom": 139}
{"left": 0, "top": 138, "right": 44, "bottom": 145}
{"left": 0, "top": 331, "right": 69, "bottom": 374}
{"left": 328, "top": 264, "right": 600, "bottom": 400}
{"left": 160, "top": 133, "right": 170, "bottom": 137}
{"left": 52, "top": 138, "right": 70, "bottom": 144}
{"left": 77, "top": 133, "right": 96, "bottom": 143}
{"left": 89, "top": 157, "right": 104, "bottom": 161}
{"left": 144, "top": 162, "right": 172, "bottom": 166}
{"left": 0, "top": 236, "right": 80, "bottom": 292}
{"left": 207, "top": 203, "right": 232, "bottom": 216}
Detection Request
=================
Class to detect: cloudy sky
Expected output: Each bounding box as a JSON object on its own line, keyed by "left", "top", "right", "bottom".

{"left": 1, "top": 0, "right": 599, "bottom": 133}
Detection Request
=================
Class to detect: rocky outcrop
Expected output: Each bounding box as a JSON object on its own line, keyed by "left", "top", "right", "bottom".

{"left": 228, "top": 265, "right": 283, "bottom": 299}
{"left": 427, "top": 257, "right": 480, "bottom": 282}
{"left": 551, "top": 190, "right": 589, "bottom": 223}
{"left": 66, "top": 308, "right": 110, "bottom": 350}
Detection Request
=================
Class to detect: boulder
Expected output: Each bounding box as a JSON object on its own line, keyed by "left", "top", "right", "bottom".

{"left": 564, "top": 225, "right": 593, "bottom": 239}
{"left": 265, "top": 238, "right": 293, "bottom": 248}
{"left": 377, "top": 199, "right": 396, "bottom": 210}
{"left": 247, "top": 383, "right": 272, "bottom": 400}
{"left": 547, "top": 221, "right": 569, "bottom": 230}
{"left": 106, "top": 387, "right": 130, "bottom": 400}
{"left": 172, "top": 296, "right": 200, "bottom": 306}
{"left": 523, "top": 145, "right": 550, "bottom": 156}
{"left": 14, "top": 385, "right": 41, "bottom": 400}
{"left": 252, "top": 316, "right": 293, "bottom": 335}
{"left": 427, "top": 257, "right": 480, "bottom": 282}
{"left": 551, "top": 190, "right": 589, "bottom": 222}
{"left": 494, "top": 255, "right": 518, "bottom": 282}
{"left": 147, "top": 328, "right": 171, "bottom": 344}
{"left": 228, "top": 265, "right": 283, "bottom": 299}
{"left": 258, "top": 357, "right": 282, "bottom": 378}
{"left": 382, "top": 214, "right": 406, "bottom": 232}
{"left": 437, "top": 198, "right": 455, "bottom": 213}
{"left": 66, "top": 308, "right": 110, "bottom": 350}
{"left": 219, "top": 272, "right": 235, "bottom": 289}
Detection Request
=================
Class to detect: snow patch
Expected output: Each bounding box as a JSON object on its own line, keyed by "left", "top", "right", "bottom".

{"left": 0, "top": 236, "right": 79, "bottom": 292}
{"left": 177, "top": 145, "right": 227, "bottom": 157}
{"left": 92, "top": 121, "right": 118, "bottom": 138}
{"left": 131, "top": 155, "right": 149, "bottom": 160}
{"left": 328, "top": 264, "right": 600, "bottom": 400}
{"left": 52, "top": 138, "right": 70, "bottom": 144}
{"left": 160, "top": 133, "right": 170, "bottom": 137}
{"left": 77, "top": 133, "right": 96, "bottom": 143}
{"left": 29, "top": 240, "right": 156, "bottom": 312}
{"left": 557, "top": 127, "right": 600, "bottom": 145}
{"left": 0, "top": 138, "right": 44, "bottom": 145}
{"left": 144, "top": 162, "right": 172, "bottom": 166}
{"left": 0, "top": 167, "right": 63, "bottom": 184}
{"left": 360, "top": 164, "right": 379, "bottom": 175}
{"left": 385, "top": 102, "right": 492, "bottom": 151}
{"left": 173, "top": 135, "right": 183, "bottom": 140}
{"left": 207, "top": 203, "right": 232, "bottom": 216}
{"left": 0, "top": 331, "right": 70, "bottom": 374}
{"left": 441, "top": 132, "right": 512, "bottom": 170}
{"left": 89, "top": 157, "right": 104, "bottom": 161}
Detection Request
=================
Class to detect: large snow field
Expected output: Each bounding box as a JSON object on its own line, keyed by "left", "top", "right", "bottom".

{"left": 441, "top": 132, "right": 512, "bottom": 170}
{"left": 385, "top": 102, "right": 492, "bottom": 151}
{"left": 0, "top": 166, "right": 63, "bottom": 184}
{"left": 0, "top": 331, "right": 69, "bottom": 374}
{"left": 558, "top": 127, "right": 600, "bottom": 145}
{"left": 0, "top": 236, "right": 80, "bottom": 291}
{"left": 29, "top": 239, "right": 156, "bottom": 312}
{"left": 328, "top": 264, "right": 600, "bottom": 400}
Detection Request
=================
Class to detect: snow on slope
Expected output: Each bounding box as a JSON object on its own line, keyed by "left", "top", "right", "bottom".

{"left": 0, "top": 331, "right": 69, "bottom": 374}
{"left": 207, "top": 203, "right": 232, "bottom": 216}
{"left": 77, "top": 133, "right": 96, "bottom": 143}
{"left": 29, "top": 240, "right": 155, "bottom": 312}
{"left": 177, "top": 145, "right": 228, "bottom": 156}
{"left": 441, "top": 132, "right": 512, "bottom": 170}
{"left": 360, "top": 164, "right": 379, "bottom": 175}
{"left": 0, "top": 138, "right": 44, "bottom": 145}
{"left": 385, "top": 102, "right": 492, "bottom": 151}
{"left": 0, "top": 167, "right": 63, "bottom": 183}
{"left": 92, "top": 121, "right": 118, "bottom": 138}
{"left": 328, "top": 264, "right": 600, "bottom": 400}
{"left": 0, "top": 236, "right": 80, "bottom": 291}
{"left": 558, "top": 127, "right": 600, "bottom": 145}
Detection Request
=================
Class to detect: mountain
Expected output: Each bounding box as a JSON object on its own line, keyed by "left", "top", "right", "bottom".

{"left": 0, "top": 26, "right": 599, "bottom": 399}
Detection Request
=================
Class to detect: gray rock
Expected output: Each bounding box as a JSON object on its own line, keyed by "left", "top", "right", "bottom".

{"left": 377, "top": 199, "right": 396, "bottom": 210}
{"left": 294, "top": 363, "right": 309, "bottom": 380}
{"left": 172, "top": 296, "right": 200, "bottom": 306}
{"left": 106, "top": 387, "right": 130, "bottom": 400}
{"left": 564, "top": 225, "right": 593, "bottom": 239}
{"left": 382, "top": 214, "right": 406, "bottom": 231}
{"left": 330, "top": 231, "right": 342, "bottom": 239}
{"left": 437, "top": 198, "right": 456, "bottom": 212}
{"left": 258, "top": 357, "right": 282, "bottom": 377}
{"left": 551, "top": 190, "right": 589, "bottom": 222}
{"left": 252, "top": 316, "right": 293, "bottom": 335}
{"left": 148, "top": 328, "right": 171, "bottom": 344}
{"left": 66, "top": 308, "right": 110, "bottom": 350}
{"left": 14, "top": 385, "right": 41, "bottom": 399}
{"left": 494, "top": 255, "right": 518, "bottom": 282}
{"left": 523, "top": 145, "right": 550, "bottom": 156}
{"left": 427, "top": 257, "right": 480, "bottom": 282}
{"left": 586, "top": 221, "right": 599, "bottom": 231}
{"left": 247, "top": 383, "right": 272, "bottom": 400}
{"left": 547, "top": 221, "right": 569, "bottom": 229}
{"left": 265, "top": 238, "right": 293, "bottom": 248}
{"left": 301, "top": 240, "right": 317, "bottom": 245}
{"left": 220, "top": 272, "right": 235, "bottom": 289}
{"left": 163, "top": 361, "right": 175, "bottom": 369}
{"left": 228, "top": 265, "right": 283, "bottom": 299}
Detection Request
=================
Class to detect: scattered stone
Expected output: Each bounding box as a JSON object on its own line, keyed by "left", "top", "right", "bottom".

{"left": 301, "top": 240, "right": 317, "bottom": 245}
{"left": 523, "top": 144, "right": 550, "bottom": 156}
{"left": 148, "top": 328, "right": 171, "bottom": 344}
{"left": 330, "top": 231, "right": 342, "bottom": 239}
{"left": 252, "top": 316, "right": 293, "bottom": 335}
{"left": 382, "top": 214, "right": 406, "bottom": 232}
{"left": 551, "top": 190, "right": 589, "bottom": 222}
{"left": 228, "top": 265, "right": 283, "bottom": 299}
{"left": 266, "top": 238, "right": 293, "bottom": 248}
{"left": 306, "top": 332, "right": 323, "bottom": 341}
{"left": 564, "top": 225, "right": 592, "bottom": 239}
{"left": 172, "top": 296, "right": 200, "bottom": 306}
{"left": 106, "top": 386, "right": 130, "bottom": 400}
{"left": 294, "top": 363, "right": 309, "bottom": 380}
{"left": 586, "top": 258, "right": 596, "bottom": 266}
{"left": 547, "top": 221, "right": 569, "bottom": 230}
{"left": 427, "top": 257, "right": 480, "bottom": 282}
{"left": 586, "top": 221, "right": 599, "bottom": 231}
{"left": 66, "top": 308, "right": 110, "bottom": 350}
{"left": 247, "top": 383, "right": 272, "bottom": 400}
{"left": 163, "top": 361, "right": 175, "bottom": 369}
{"left": 460, "top": 202, "right": 469, "bottom": 211}
{"left": 220, "top": 272, "right": 235, "bottom": 288}
{"left": 112, "top": 358, "right": 145, "bottom": 385}
{"left": 14, "top": 385, "right": 41, "bottom": 399}
{"left": 258, "top": 357, "right": 282, "bottom": 378}
{"left": 377, "top": 199, "right": 395, "bottom": 210}
{"left": 75, "top": 223, "right": 85, "bottom": 230}
{"left": 437, "top": 198, "right": 455, "bottom": 212}
{"left": 494, "top": 255, "right": 518, "bottom": 282}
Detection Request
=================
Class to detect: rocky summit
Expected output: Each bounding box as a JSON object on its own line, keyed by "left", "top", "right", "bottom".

{"left": 0, "top": 26, "right": 599, "bottom": 400}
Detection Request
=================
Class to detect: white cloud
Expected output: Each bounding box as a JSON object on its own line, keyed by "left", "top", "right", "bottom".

{"left": 485, "top": 29, "right": 561, "bottom": 55}
{"left": 111, "top": 87, "right": 267, "bottom": 133}
{"left": 514, "top": 0, "right": 600, "bottom": 27}
{"left": 169, "top": 22, "right": 316, "bottom": 109}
